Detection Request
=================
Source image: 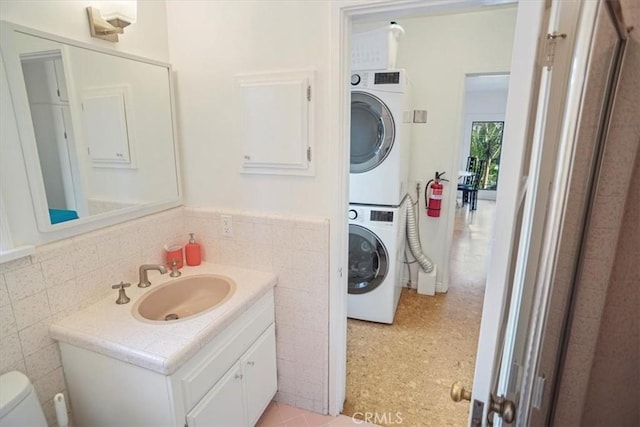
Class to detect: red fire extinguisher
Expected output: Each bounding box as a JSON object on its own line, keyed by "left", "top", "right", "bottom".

{"left": 425, "top": 171, "right": 447, "bottom": 217}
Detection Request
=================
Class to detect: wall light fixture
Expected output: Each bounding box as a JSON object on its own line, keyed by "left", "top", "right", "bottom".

{"left": 86, "top": 1, "right": 137, "bottom": 43}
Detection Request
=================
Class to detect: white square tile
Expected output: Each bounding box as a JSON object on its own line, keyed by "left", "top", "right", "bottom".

{"left": 40, "top": 256, "right": 75, "bottom": 288}
{"left": 275, "top": 269, "right": 295, "bottom": 289}
{"left": 31, "top": 241, "right": 74, "bottom": 264}
{"left": 275, "top": 324, "right": 296, "bottom": 345}
{"left": 46, "top": 280, "right": 80, "bottom": 315}
{"left": 295, "top": 379, "right": 323, "bottom": 401}
{"left": 70, "top": 244, "right": 100, "bottom": 277}
{"left": 276, "top": 341, "right": 295, "bottom": 361}
{"left": 277, "top": 373, "right": 296, "bottom": 394}
{"left": 272, "top": 250, "right": 293, "bottom": 272}
{"left": 19, "top": 317, "right": 54, "bottom": 356}
{"left": 275, "top": 304, "right": 296, "bottom": 326}
{"left": 25, "top": 343, "right": 61, "bottom": 380}
{"left": 0, "top": 304, "right": 17, "bottom": 339}
{"left": 0, "top": 275, "right": 8, "bottom": 307}
{"left": 33, "top": 367, "right": 66, "bottom": 403}
{"left": 12, "top": 291, "right": 51, "bottom": 330}
{"left": 275, "top": 391, "right": 297, "bottom": 406}
{"left": 251, "top": 242, "right": 273, "bottom": 271}
{"left": 294, "top": 396, "right": 316, "bottom": 412}
{"left": 97, "top": 236, "right": 123, "bottom": 266}
{"left": 275, "top": 287, "right": 299, "bottom": 308}
{"left": 272, "top": 224, "right": 294, "bottom": 250}
{"left": 253, "top": 223, "right": 273, "bottom": 246}
{"left": 4, "top": 264, "right": 46, "bottom": 302}
{"left": 202, "top": 240, "right": 221, "bottom": 264}
{"left": 235, "top": 221, "right": 254, "bottom": 242}
{"left": 219, "top": 241, "right": 238, "bottom": 265}
{"left": 0, "top": 256, "right": 32, "bottom": 274}
{"left": 0, "top": 333, "right": 24, "bottom": 372}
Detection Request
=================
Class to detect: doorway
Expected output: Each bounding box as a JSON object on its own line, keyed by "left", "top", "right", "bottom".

{"left": 341, "top": 3, "right": 517, "bottom": 425}
{"left": 458, "top": 74, "right": 510, "bottom": 203}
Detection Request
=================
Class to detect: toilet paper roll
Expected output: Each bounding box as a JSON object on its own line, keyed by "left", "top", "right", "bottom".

{"left": 54, "top": 393, "right": 69, "bottom": 427}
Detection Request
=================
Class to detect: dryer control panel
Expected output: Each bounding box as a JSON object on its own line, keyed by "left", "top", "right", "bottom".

{"left": 350, "top": 69, "right": 406, "bottom": 93}
{"left": 370, "top": 210, "right": 394, "bottom": 222}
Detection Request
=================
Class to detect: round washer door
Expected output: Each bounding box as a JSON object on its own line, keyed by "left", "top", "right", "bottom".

{"left": 350, "top": 91, "right": 396, "bottom": 173}
{"left": 348, "top": 224, "right": 389, "bottom": 294}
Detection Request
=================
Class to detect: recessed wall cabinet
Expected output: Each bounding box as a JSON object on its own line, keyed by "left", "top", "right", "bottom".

{"left": 59, "top": 291, "right": 277, "bottom": 427}
{"left": 237, "top": 70, "right": 315, "bottom": 176}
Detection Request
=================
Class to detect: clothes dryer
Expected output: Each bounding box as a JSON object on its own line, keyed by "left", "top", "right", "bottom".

{"left": 350, "top": 69, "right": 411, "bottom": 207}
{"left": 347, "top": 199, "right": 407, "bottom": 324}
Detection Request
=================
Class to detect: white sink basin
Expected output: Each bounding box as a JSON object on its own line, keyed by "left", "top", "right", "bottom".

{"left": 133, "top": 274, "right": 236, "bottom": 322}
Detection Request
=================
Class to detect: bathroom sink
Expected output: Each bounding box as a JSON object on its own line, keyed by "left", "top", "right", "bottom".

{"left": 133, "top": 274, "right": 236, "bottom": 322}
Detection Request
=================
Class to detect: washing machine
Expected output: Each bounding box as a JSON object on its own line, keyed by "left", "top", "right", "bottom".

{"left": 347, "top": 199, "right": 407, "bottom": 324}
{"left": 350, "top": 69, "right": 411, "bottom": 207}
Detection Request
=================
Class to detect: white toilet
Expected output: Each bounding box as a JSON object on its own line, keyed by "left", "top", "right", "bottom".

{"left": 0, "top": 371, "right": 47, "bottom": 427}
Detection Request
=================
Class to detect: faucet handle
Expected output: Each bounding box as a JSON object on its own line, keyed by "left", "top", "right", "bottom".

{"left": 169, "top": 259, "right": 182, "bottom": 278}
{"left": 112, "top": 282, "right": 131, "bottom": 305}
{"left": 112, "top": 281, "right": 131, "bottom": 290}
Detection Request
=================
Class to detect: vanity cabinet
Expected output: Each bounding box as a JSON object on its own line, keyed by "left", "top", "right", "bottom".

{"left": 59, "top": 290, "right": 276, "bottom": 427}
{"left": 187, "top": 325, "right": 277, "bottom": 427}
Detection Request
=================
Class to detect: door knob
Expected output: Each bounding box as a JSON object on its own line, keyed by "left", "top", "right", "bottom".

{"left": 488, "top": 393, "right": 516, "bottom": 425}
{"left": 450, "top": 381, "right": 472, "bottom": 402}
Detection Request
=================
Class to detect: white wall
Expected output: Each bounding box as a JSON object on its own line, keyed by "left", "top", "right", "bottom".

{"left": 459, "top": 84, "right": 509, "bottom": 170}
{"left": 0, "top": 1, "right": 169, "bottom": 62}
{"left": 165, "top": 0, "right": 332, "bottom": 216}
{"left": 459, "top": 77, "right": 509, "bottom": 201}
{"left": 0, "top": 1, "right": 171, "bottom": 246}
{"left": 391, "top": 7, "right": 517, "bottom": 290}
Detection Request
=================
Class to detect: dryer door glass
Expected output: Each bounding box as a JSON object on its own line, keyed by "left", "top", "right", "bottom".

{"left": 348, "top": 224, "right": 389, "bottom": 294}
{"left": 350, "top": 91, "right": 395, "bottom": 173}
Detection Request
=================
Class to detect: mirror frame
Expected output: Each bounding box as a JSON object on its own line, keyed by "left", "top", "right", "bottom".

{"left": 0, "top": 21, "right": 182, "bottom": 239}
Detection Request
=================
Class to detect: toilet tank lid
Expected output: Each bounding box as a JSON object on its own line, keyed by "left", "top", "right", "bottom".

{"left": 0, "top": 371, "right": 33, "bottom": 419}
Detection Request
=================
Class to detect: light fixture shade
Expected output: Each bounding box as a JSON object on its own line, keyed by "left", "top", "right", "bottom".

{"left": 99, "top": 0, "right": 137, "bottom": 24}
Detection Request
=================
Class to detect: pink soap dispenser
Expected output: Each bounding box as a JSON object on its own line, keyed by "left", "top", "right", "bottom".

{"left": 185, "top": 233, "right": 202, "bottom": 266}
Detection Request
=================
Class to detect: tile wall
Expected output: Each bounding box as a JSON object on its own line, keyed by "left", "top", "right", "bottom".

{"left": 183, "top": 207, "right": 330, "bottom": 414}
{"left": 0, "top": 206, "right": 330, "bottom": 426}
{"left": 0, "top": 208, "right": 184, "bottom": 425}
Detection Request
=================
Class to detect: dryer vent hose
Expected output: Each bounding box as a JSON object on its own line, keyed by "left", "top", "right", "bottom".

{"left": 406, "top": 194, "right": 434, "bottom": 273}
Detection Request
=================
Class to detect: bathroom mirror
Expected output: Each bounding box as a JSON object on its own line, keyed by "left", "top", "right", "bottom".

{"left": 0, "top": 22, "right": 180, "bottom": 234}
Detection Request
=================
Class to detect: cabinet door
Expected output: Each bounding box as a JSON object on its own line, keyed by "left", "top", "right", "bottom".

{"left": 186, "top": 362, "right": 246, "bottom": 427}
{"left": 243, "top": 324, "right": 277, "bottom": 426}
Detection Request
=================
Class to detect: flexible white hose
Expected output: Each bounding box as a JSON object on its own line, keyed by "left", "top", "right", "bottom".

{"left": 406, "top": 194, "right": 434, "bottom": 273}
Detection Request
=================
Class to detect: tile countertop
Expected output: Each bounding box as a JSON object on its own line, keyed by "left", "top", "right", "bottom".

{"left": 49, "top": 263, "right": 277, "bottom": 376}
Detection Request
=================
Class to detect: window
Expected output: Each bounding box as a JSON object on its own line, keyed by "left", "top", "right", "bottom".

{"left": 470, "top": 121, "right": 504, "bottom": 190}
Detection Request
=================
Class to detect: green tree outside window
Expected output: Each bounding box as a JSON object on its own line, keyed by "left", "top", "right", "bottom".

{"left": 470, "top": 121, "right": 504, "bottom": 190}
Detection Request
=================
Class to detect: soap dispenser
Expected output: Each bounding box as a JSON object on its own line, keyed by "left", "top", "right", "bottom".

{"left": 185, "top": 233, "right": 202, "bottom": 266}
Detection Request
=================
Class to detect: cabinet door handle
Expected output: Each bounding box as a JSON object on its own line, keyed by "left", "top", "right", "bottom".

{"left": 247, "top": 361, "right": 255, "bottom": 366}
{"left": 235, "top": 373, "right": 243, "bottom": 379}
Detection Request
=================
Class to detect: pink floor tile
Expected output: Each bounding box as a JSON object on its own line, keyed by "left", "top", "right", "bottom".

{"left": 256, "top": 402, "right": 282, "bottom": 426}
{"left": 303, "top": 411, "right": 335, "bottom": 426}
{"left": 277, "top": 403, "right": 309, "bottom": 422}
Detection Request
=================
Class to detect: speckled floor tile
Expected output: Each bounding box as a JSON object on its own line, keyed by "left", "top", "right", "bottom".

{"left": 343, "top": 201, "right": 495, "bottom": 426}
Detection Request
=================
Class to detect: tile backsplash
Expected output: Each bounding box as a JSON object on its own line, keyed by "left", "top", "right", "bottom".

{"left": 183, "top": 207, "right": 330, "bottom": 414}
{"left": 0, "top": 207, "right": 184, "bottom": 425}
{"left": 0, "top": 206, "right": 330, "bottom": 425}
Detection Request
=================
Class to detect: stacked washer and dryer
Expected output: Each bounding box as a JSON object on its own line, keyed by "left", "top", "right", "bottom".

{"left": 347, "top": 67, "right": 412, "bottom": 324}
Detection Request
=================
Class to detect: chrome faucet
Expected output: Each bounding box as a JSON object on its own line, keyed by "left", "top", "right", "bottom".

{"left": 137, "top": 264, "right": 168, "bottom": 288}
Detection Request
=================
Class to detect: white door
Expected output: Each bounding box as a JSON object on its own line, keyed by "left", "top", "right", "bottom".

{"left": 242, "top": 325, "right": 278, "bottom": 426}
{"left": 463, "top": 0, "right": 594, "bottom": 425}
{"left": 186, "top": 362, "right": 246, "bottom": 427}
